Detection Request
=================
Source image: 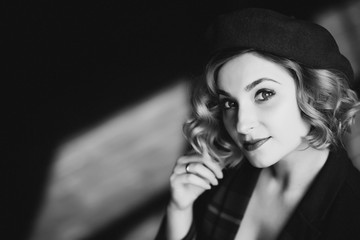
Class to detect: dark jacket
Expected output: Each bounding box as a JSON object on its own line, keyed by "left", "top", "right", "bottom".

{"left": 155, "top": 148, "right": 360, "bottom": 240}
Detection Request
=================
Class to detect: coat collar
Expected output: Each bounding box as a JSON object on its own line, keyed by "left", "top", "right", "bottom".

{"left": 206, "top": 148, "right": 351, "bottom": 240}
{"left": 278, "top": 148, "right": 350, "bottom": 240}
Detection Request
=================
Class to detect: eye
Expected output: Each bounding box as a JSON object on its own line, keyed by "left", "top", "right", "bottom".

{"left": 220, "top": 99, "right": 237, "bottom": 110}
{"left": 255, "top": 89, "right": 275, "bottom": 102}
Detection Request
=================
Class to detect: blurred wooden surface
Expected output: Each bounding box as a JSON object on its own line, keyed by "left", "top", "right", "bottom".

{"left": 28, "top": 7, "right": 360, "bottom": 235}
{"left": 29, "top": 78, "right": 360, "bottom": 240}
{"left": 30, "top": 81, "right": 190, "bottom": 240}
{"left": 11, "top": 2, "right": 360, "bottom": 240}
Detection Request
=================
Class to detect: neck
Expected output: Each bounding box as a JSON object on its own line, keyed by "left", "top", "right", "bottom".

{"left": 267, "top": 144, "right": 330, "bottom": 192}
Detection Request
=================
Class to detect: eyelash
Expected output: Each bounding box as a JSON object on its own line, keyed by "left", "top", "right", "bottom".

{"left": 219, "top": 89, "right": 276, "bottom": 109}
{"left": 255, "top": 89, "right": 276, "bottom": 102}
{"left": 220, "top": 99, "right": 237, "bottom": 110}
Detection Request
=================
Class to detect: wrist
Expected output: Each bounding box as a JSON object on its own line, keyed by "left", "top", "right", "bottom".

{"left": 166, "top": 202, "right": 194, "bottom": 240}
{"left": 168, "top": 199, "right": 194, "bottom": 213}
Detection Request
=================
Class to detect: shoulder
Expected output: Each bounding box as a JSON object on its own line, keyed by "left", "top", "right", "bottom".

{"left": 341, "top": 150, "right": 360, "bottom": 199}
{"left": 323, "top": 148, "right": 360, "bottom": 217}
{"left": 337, "top": 162, "right": 360, "bottom": 210}
{"left": 320, "top": 151, "right": 360, "bottom": 239}
{"left": 327, "top": 150, "right": 360, "bottom": 226}
{"left": 329, "top": 147, "right": 360, "bottom": 190}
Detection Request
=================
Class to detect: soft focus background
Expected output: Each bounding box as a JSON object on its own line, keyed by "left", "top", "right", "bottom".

{"left": 5, "top": 0, "right": 360, "bottom": 240}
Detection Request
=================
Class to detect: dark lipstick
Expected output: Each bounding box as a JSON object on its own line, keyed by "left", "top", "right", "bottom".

{"left": 243, "top": 137, "right": 271, "bottom": 151}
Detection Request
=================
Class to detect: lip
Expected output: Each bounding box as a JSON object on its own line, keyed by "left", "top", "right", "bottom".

{"left": 242, "top": 137, "right": 271, "bottom": 152}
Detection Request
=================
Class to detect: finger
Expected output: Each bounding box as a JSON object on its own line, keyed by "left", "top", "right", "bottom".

{"left": 185, "top": 162, "right": 219, "bottom": 186}
{"left": 177, "top": 155, "right": 196, "bottom": 165}
{"left": 175, "top": 152, "right": 223, "bottom": 179}
{"left": 171, "top": 173, "right": 211, "bottom": 190}
{"left": 201, "top": 148, "right": 224, "bottom": 179}
{"left": 174, "top": 155, "right": 204, "bottom": 173}
{"left": 173, "top": 162, "right": 218, "bottom": 186}
{"left": 173, "top": 159, "right": 192, "bottom": 174}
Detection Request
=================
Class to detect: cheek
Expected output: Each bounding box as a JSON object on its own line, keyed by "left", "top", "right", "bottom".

{"left": 222, "top": 112, "right": 237, "bottom": 138}
{"left": 267, "top": 98, "right": 310, "bottom": 140}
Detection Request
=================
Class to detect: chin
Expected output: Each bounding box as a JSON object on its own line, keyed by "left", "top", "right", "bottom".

{"left": 246, "top": 156, "right": 277, "bottom": 169}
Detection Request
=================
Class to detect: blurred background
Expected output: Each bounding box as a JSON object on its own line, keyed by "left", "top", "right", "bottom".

{"left": 4, "top": 0, "right": 360, "bottom": 240}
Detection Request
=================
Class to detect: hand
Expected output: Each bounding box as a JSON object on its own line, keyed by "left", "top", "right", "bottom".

{"left": 169, "top": 148, "right": 223, "bottom": 211}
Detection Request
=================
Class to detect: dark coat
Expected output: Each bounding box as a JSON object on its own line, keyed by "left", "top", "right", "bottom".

{"left": 155, "top": 148, "right": 360, "bottom": 240}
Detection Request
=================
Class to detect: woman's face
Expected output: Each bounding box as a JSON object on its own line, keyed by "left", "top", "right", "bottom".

{"left": 217, "top": 52, "right": 311, "bottom": 168}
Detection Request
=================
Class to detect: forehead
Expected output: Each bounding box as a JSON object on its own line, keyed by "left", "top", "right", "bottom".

{"left": 217, "top": 52, "right": 294, "bottom": 90}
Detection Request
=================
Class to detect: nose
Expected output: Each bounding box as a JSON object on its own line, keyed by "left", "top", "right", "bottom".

{"left": 236, "top": 102, "right": 258, "bottom": 135}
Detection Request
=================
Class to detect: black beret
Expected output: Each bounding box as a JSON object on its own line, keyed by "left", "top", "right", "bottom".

{"left": 206, "top": 8, "right": 354, "bottom": 81}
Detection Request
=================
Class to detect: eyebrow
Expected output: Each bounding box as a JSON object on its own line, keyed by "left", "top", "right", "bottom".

{"left": 218, "top": 78, "right": 280, "bottom": 96}
{"left": 245, "top": 78, "right": 280, "bottom": 91}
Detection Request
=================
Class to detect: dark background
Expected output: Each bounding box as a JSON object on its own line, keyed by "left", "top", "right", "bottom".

{"left": 4, "top": 0, "right": 357, "bottom": 239}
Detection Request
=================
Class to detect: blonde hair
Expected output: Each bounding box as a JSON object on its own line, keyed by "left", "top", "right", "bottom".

{"left": 183, "top": 49, "right": 360, "bottom": 168}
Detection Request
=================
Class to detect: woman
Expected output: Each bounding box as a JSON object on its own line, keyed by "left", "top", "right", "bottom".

{"left": 155, "top": 8, "right": 360, "bottom": 240}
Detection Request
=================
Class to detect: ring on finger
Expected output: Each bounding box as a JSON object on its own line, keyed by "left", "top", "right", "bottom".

{"left": 185, "top": 163, "right": 191, "bottom": 174}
